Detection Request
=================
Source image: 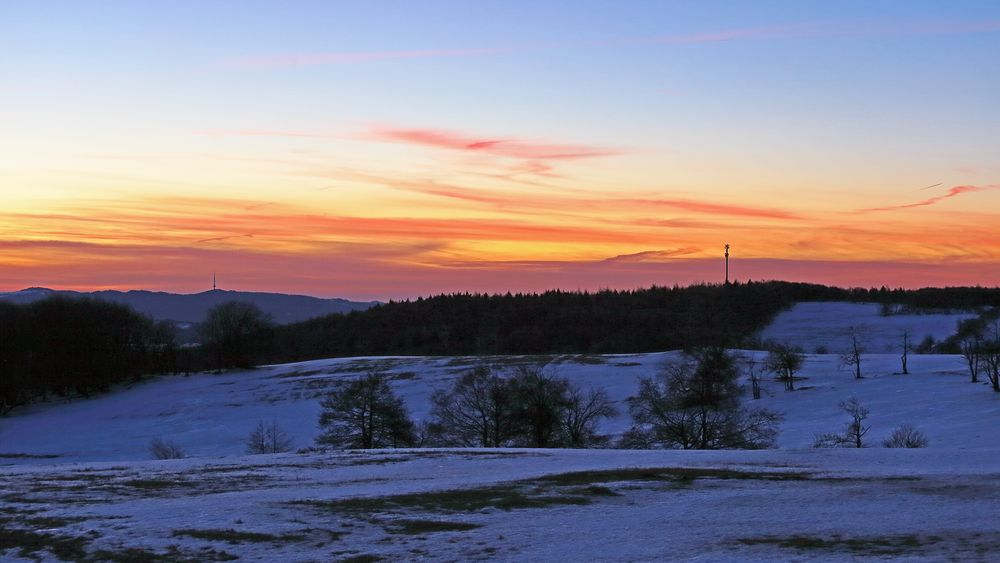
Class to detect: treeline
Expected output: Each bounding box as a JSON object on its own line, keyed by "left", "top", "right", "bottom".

{"left": 268, "top": 281, "right": 1000, "bottom": 362}
{"left": 271, "top": 282, "right": 799, "bottom": 360}
{"left": 0, "top": 297, "right": 183, "bottom": 414}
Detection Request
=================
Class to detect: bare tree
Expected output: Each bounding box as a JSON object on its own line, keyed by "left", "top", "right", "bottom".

{"left": 982, "top": 324, "right": 1000, "bottom": 393}
{"left": 317, "top": 370, "right": 416, "bottom": 449}
{"left": 149, "top": 437, "right": 185, "bottom": 459}
{"left": 742, "top": 354, "right": 766, "bottom": 399}
{"left": 840, "top": 326, "right": 866, "bottom": 379}
{"left": 765, "top": 343, "right": 804, "bottom": 391}
{"left": 429, "top": 365, "right": 515, "bottom": 447}
{"left": 882, "top": 424, "right": 928, "bottom": 448}
{"left": 813, "top": 398, "right": 869, "bottom": 448}
{"left": 899, "top": 329, "right": 911, "bottom": 375}
{"left": 627, "top": 348, "right": 782, "bottom": 450}
{"left": 246, "top": 419, "right": 293, "bottom": 454}
{"left": 960, "top": 333, "right": 982, "bottom": 384}
{"left": 507, "top": 366, "right": 572, "bottom": 448}
{"left": 561, "top": 385, "right": 617, "bottom": 447}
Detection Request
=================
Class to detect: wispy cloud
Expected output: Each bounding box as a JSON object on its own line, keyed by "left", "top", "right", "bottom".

{"left": 196, "top": 233, "right": 255, "bottom": 244}
{"left": 861, "top": 185, "right": 997, "bottom": 212}
{"left": 368, "top": 126, "right": 622, "bottom": 160}
{"left": 624, "top": 198, "right": 802, "bottom": 220}
{"left": 602, "top": 248, "right": 701, "bottom": 263}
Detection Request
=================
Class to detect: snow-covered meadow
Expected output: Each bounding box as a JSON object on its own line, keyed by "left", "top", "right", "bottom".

{"left": 3, "top": 302, "right": 1000, "bottom": 561}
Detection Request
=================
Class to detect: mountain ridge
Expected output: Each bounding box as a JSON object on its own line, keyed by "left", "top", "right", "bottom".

{"left": 0, "top": 287, "right": 377, "bottom": 324}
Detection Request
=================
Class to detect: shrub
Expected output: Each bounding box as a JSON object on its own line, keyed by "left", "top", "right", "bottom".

{"left": 882, "top": 424, "right": 928, "bottom": 448}
{"left": 149, "top": 437, "right": 185, "bottom": 459}
{"left": 246, "top": 419, "right": 293, "bottom": 454}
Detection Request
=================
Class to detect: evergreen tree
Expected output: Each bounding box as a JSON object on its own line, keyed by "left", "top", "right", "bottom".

{"left": 626, "top": 348, "right": 782, "bottom": 449}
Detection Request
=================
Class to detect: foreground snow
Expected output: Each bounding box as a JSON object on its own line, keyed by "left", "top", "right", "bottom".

{"left": 3, "top": 448, "right": 1000, "bottom": 561}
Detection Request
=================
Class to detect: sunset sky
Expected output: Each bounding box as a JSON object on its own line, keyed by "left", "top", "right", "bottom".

{"left": 3, "top": 1, "right": 999, "bottom": 300}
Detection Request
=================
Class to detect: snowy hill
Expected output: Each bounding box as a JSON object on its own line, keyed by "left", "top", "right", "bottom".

{"left": 4, "top": 302, "right": 1000, "bottom": 561}
{"left": 757, "top": 301, "right": 976, "bottom": 353}
{"left": 1, "top": 349, "right": 995, "bottom": 463}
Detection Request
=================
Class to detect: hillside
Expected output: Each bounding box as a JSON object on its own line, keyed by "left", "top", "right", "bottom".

{"left": 0, "top": 287, "right": 376, "bottom": 324}
{"left": 4, "top": 301, "right": 1000, "bottom": 561}
{"left": 758, "top": 301, "right": 977, "bottom": 354}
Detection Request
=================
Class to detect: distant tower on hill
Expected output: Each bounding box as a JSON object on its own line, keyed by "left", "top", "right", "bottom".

{"left": 213, "top": 272, "right": 217, "bottom": 291}
{"left": 724, "top": 244, "right": 730, "bottom": 285}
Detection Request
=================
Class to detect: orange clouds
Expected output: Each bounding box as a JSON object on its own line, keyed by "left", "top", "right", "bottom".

{"left": 623, "top": 198, "right": 803, "bottom": 220}
{"left": 5, "top": 238, "right": 1000, "bottom": 300}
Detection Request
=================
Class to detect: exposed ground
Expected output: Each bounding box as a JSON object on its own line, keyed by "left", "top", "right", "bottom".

{"left": 4, "top": 448, "right": 1000, "bottom": 561}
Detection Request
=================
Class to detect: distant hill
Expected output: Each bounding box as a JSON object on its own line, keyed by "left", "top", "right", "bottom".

{"left": 0, "top": 287, "right": 377, "bottom": 324}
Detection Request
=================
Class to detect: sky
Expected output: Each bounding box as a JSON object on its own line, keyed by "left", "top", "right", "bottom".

{"left": 2, "top": 1, "right": 999, "bottom": 300}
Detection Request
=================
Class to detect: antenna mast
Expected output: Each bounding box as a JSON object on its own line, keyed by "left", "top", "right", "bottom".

{"left": 724, "top": 244, "right": 730, "bottom": 285}
{"left": 213, "top": 272, "right": 217, "bottom": 290}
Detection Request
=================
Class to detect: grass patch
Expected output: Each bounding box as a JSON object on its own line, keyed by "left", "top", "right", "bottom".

{"left": 385, "top": 519, "right": 483, "bottom": 535}
{"left": 568, "top": 485, "right": 621, "bottom": 497}
{"left": 13, "top": 515, "right": 88, "bottom": 528}
{"left": 1, "top": 493, "right": 54, "bottom": 504}
{"left": 293, "top": 466, "right": 809, "bottom": 519}
{"left": 535, "top": 467, "right": 812, "bottom": 487}
{"left": 296, "top": 485, "right": 591, "bottom": 515}
{"left": 89, "top": 545, "right": 239, "bottom": 562}
{"left": 738, "top": 534, "right": 943, "bottom": 556}
{"left": 0, "top": 453, "right": 60, "bottom": 459}
{"left": 339, "top": 555, "right": 383, "bottom": 563}
{"left": 171, "top": 528, "right": 306, "bottom": 544}
{"left": 0, "top": 527, "right": 90, "bottom": 560}
{"left": 121, "top": 478, "right": 177, "bottom": 490}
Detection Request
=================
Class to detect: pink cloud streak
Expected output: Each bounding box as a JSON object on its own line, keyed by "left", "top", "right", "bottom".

{"left": 861, "top": 185, "right": 998, "bottom": 212}
{"left": 369, "top": 126, "right": 622, "bottom": 160}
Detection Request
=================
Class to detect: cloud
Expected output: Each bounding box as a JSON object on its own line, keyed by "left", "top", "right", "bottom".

{"left": 860, "top": 185, "right": 996, "bottom": 212}
{"left": 368, "top": 126, "right": 622, "bottom": 160}
{"left": 224, "top": 47, "right": 513, "bottom": 68}
{"left": 601, "top": 248, "right": 701, "bottom": 263}
{"left": 625, "top": 198, "right": 802, "bottom": 220}
{"left": 196, "top": 233, "right": 255, "bottom": 244}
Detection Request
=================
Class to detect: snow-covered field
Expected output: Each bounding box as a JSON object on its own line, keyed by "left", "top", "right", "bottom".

{"left": 758, "top": 301, "right": 976, "bottom": 354}
{"left": 3, "top": 302, "right": 1000, "bottom": 561}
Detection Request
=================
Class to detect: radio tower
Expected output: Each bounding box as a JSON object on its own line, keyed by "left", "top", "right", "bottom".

{"left": 213, "top": 272, "right": 217, "bottom": 290}
{"left": 724, "top": 244, "right": 730, "bottom": 285}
